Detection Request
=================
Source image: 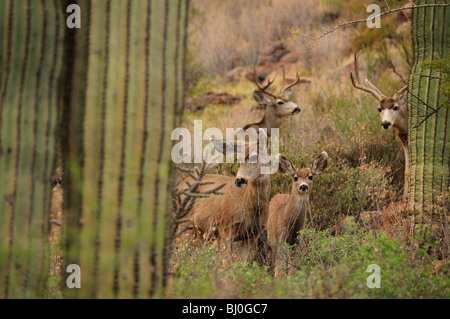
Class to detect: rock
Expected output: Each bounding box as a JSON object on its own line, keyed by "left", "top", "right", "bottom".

{"left": 280, "top": 50, "right": 302, "bottom": 64}
{"left": 245, "top": 42, "right": 304, "bottom": 83}
{"left": 255, "top": 64, "right": 277, "bottom": 82}
{"left": 185, "top": 92, "right": 243, "bottom": 112}
{"left": 258, "top": 41, "right": 290, "bottom": 66}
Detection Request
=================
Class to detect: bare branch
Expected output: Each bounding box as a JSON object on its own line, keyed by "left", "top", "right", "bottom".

{"left": 172, "top": 161, "right": 226, "bottom": 237}
{"left": 413, "top": 100, "right": 449, "bottom": 129}
{"left": 296, "top": 4, "right": 450, "bottom": 50}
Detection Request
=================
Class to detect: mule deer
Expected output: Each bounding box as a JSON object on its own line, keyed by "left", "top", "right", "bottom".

{"left": 178, "top": 129, "right": 292, "bottom": 261}
{"left": 243, "top": 69, "right": 302, "bottom": 136}
{"left": 350, "top": 52, "right": 409, "bottom": 199}
{"left": 267, "top": 151, "right": 328, "bottom": 276}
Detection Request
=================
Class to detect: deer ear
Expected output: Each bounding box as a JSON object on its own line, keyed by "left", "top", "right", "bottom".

{"left": 310, "top": 151, "right": 328, "bottom": 175}
{"left": 394, "top": 85, "right": 408, "bottom": 105}
{"left": 277, "top": 154, "right": 296, "bottom": 177}
{"left": 253, "top": 90, "right": 272, "bottom": 105}
{"left": 211, "top": 138, "right": 236, "bottom": 155}
{"left": 281, "top": 88, "right": 294, "bottom": 99}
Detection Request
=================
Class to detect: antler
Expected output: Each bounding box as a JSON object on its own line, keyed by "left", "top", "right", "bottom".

{"left": 350, "top": 51, "right": 385, "bottom": 101}
{"left": 393, "top": 85, "right": 408, "bottom": 100}
{"left": 255, "top": 76, "right": 277, "bottom": 98}
{"left": 281, "top": 72, "right": 301, "bottom": 94}
{"left": 255, "top": 66, "right": 300, "bottom": 98}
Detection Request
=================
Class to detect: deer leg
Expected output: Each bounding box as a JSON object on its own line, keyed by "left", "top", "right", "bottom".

{"left": 241, "top": 242, "right": 251, "bottom": 262}
{"left": 274, "top": 255, "right": 283, "bottom": 278}
{"left": 203, "top": 230, "right": 212, "bottom": 248}
{"left": 193, "top": 226, "right": 203, "bottom": 246}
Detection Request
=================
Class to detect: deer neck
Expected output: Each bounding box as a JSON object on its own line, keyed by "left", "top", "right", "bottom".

{"left": 283, "top": 191, "right": 309, "bottom": 244}
{"left": 257, "top": 106, "right": 282, "bottom": 136}
{"left": 234, "top": 174, "right": 270, "bottom": 241}
{"left": 394, "top": 106, "right": 409, "bottom": 199}
{"left": 394, "top": 106, "right": 408, "bottom": 146}
{"left": 244, "top": 174, "right": 271, "bottom": 207}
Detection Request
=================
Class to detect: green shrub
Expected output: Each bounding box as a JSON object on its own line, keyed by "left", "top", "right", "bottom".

{"left": 168, "top": 230, "right": 450, "bottom": 298}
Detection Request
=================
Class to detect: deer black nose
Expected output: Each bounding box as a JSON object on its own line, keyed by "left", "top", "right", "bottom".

{"left": 292, "top": 107, "right": 301, "bottom": 115}
{"left": 382, "top": 122, "right": 391, "bottom": 129}
{"left": 235, "top": 178, "right": 247, "bottom": 187}
{"left": 299, "top": 185, "right": 308, "bottom": 192}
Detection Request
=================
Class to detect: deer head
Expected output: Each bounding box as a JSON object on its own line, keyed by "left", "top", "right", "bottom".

{"left": 277, "top": 151, "right": 328, "bottom": 195}
{"left": 350, "top": 52, "right": 408, "bottom": 131}
{"left": 211, "top": 128, "right": 273, "bottom": 188}
{"left": 252, "top": 68, "right": 302, "bottom": 117}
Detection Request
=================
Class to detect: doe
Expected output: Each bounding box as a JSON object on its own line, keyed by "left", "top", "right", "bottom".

{"left": 267, "top": 151, "right": 328, "bottom": 276}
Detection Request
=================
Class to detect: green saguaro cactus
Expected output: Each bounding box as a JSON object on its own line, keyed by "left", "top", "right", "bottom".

{"left": 61, "top": 0, "right": 189, "bottom": 298}
{"left": 0, "top": 0, "right": 189, "bottom": 298}
{"left": 0, "top": 0, "right": 64, "bottom": 298}
{"left": 408, "top": 1, "right": 450, "bottom": 228}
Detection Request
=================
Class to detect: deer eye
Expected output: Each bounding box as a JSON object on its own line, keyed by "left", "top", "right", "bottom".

{"left": 393, "top": 106, "right": 399, "bottom": 111}
{"left": 277, "top": 101, "right": 284, "bottom": 105}
{"left": 308, "top": 175, "right": 313, "bottom": 180}
{"left": 293, "top": 176, "right": 298, "bottom": 181}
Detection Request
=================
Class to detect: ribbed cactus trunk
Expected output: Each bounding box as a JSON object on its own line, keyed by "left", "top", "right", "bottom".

{"left": 0, "top": 0, "right": 189, "bottom": 298}
{"left": 0, "top": 0, "right": 64, "bottom": 298}
{"left": 62, "top": 0, "right": 188, "bottom": 298}
{"left": 408, "top": 1, "right": 449, "bottom": 235}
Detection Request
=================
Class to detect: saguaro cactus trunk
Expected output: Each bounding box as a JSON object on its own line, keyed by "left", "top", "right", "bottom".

{"left": 61, "top": 0, "right": 189, "bottom": 298}
{"left": 0, "top": 0, "right": 189, "bottom": 298}
{"left": 408, "top": 0, "right": 449, "bottom": 233}
{"left": 0, "top": 0, "right": 64, "bottom": 298}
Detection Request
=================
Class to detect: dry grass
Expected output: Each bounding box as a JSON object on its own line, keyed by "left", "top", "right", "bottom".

{"left": 189, "top": 0, "right": 322, "bottom": 75}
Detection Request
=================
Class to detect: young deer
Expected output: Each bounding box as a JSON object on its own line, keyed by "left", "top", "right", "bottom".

{"left": 350, "top": 52, "right": 409, "bottom": 199}
{"left": 178, "top": 129, "right": 293, "bottom": 261}
{"left": 243, "top": 70, "right": 301, "bottom": 136}
{"left": 267, "top": 151, "right": 328, "bottom": 276}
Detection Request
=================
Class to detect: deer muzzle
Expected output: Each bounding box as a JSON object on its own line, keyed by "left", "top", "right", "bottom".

{"left": 299, "top": 184, "right": 309, "bottom": 192}
{"left": 292, "top": 107, "right": 301, "bottom": 115}
{"left": 381, "top": 121, "right": 392, "bottom": 130}
{"left": 235, "top": 177, "right": 248, "bottom": 188}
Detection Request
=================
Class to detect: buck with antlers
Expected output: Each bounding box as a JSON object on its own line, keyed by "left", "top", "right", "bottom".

{"left": 267, "top": 151, "right": 328, "bottom": 276}
{"left": 350, "top": 52, "right": 409, "bottom": 199}
{"left": 177, "top": 129, "right": 293, "bottom": 261}
{"left": 243, "top": 69, "right": 302, "bottom": 136}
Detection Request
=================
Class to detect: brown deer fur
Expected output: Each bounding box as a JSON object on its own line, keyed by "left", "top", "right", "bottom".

{"left": 350, "top": 52, "right": 409, "bottom": 199}
{"left": 243, "top": 72, "right": 301, "bottom": 137}
{"left": 177, "top": 129, "right": 293, "bottom": 261}
{"left": 267, "top": 152, "right": 328, "bottom": 276}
